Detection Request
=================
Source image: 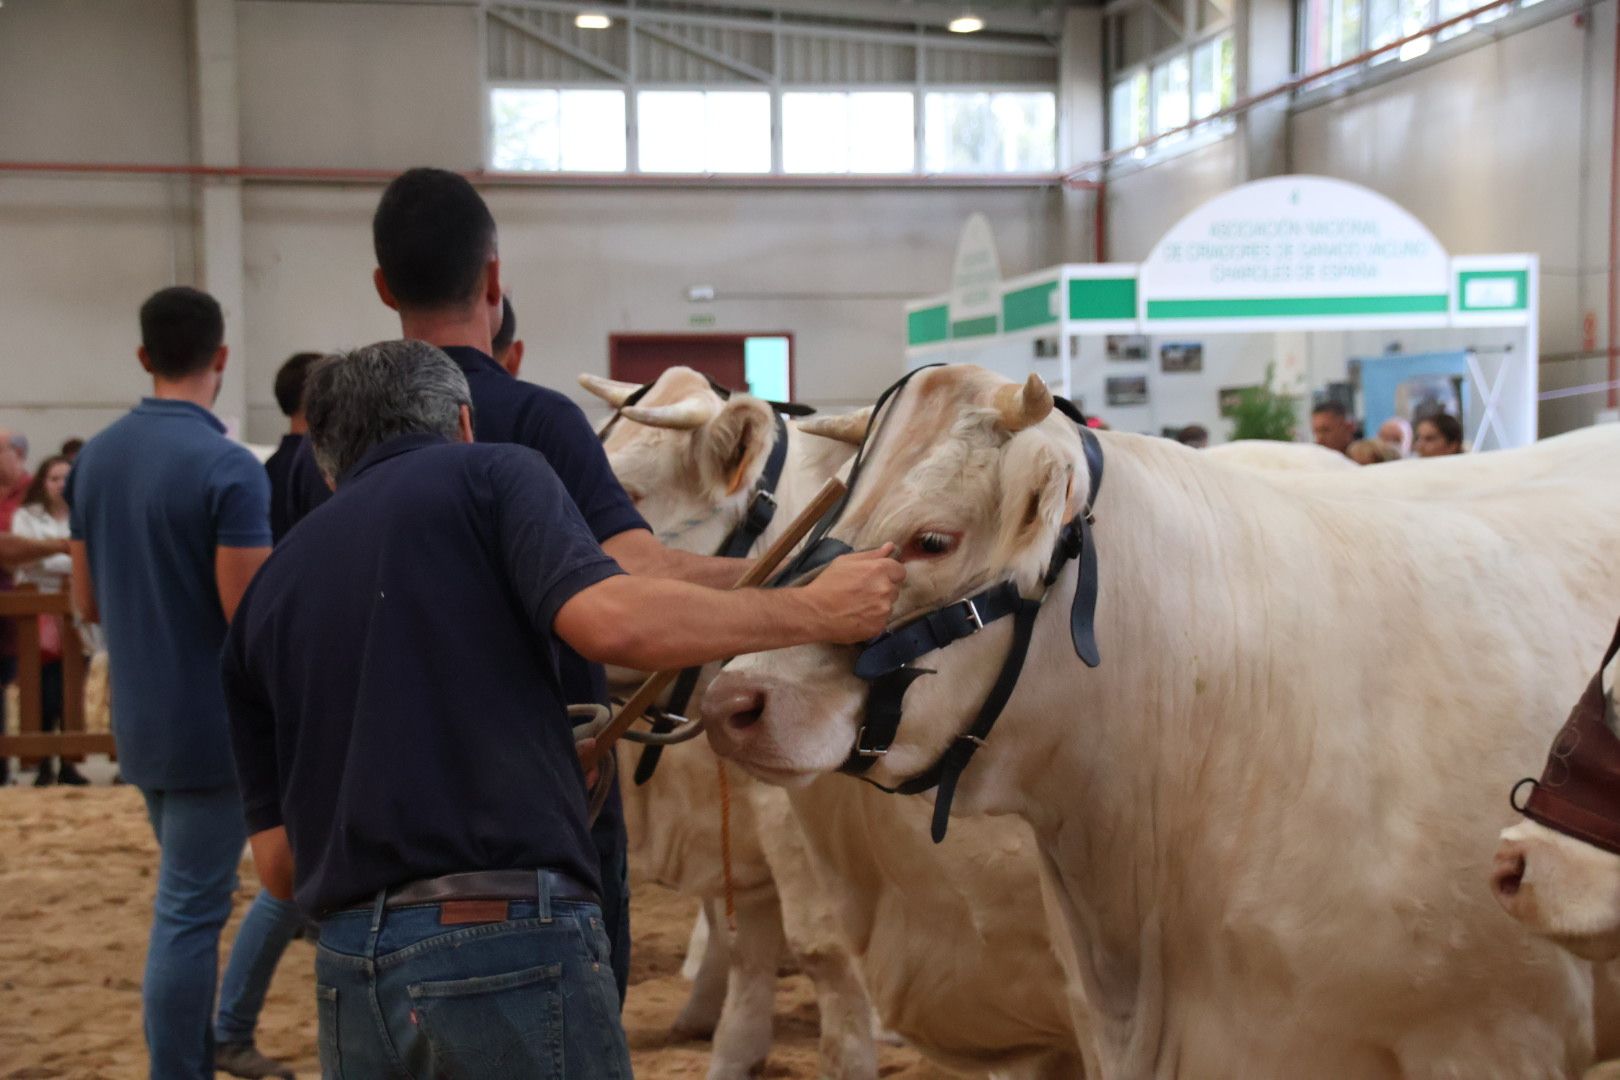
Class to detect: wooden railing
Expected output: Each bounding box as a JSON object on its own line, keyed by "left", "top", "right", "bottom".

{"left": 0, "top": 589, "right": 113, "bottom": 761}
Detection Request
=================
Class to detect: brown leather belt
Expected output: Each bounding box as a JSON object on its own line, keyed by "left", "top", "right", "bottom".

{"left": 340, "top": 869, "right": 599, "bottom": 914}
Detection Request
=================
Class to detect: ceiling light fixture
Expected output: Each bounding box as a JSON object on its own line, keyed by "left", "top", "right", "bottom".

{"left": 575, "top": 12, "right": 612, "bottom": 30}
{"left": 948, "top": 13, "right": 984, "bottom": 33}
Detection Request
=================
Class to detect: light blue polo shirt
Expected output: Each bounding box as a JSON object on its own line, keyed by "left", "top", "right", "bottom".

{"left": 67, "top": 398, "right": 272, "bottom": 791}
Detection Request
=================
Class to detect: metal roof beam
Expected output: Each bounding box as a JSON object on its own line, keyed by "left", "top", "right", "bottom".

{"left": 488, "top": 7, "right": 631, "bottom": 81}
{"left": 634, "top": 23, "right": 774, "bottom": 83}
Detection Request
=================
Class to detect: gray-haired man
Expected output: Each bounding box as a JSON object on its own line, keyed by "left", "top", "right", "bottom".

{"left": 222, "top": 340, "right": 903, "bottom": 1078}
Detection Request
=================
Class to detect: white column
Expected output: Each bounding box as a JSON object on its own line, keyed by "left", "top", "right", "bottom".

{"left": 1059, "top": 6, "right": 1105, "bottom": 260}
{"left": 1234, "top": 0, "right": 1292, "bottom": 182}
{"left": 191, "top": 0, "right": 248, "bottom": 437}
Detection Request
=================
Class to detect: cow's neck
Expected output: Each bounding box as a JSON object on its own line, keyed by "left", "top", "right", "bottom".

{"left": 983, "top": 436, "right": 1311, "bottom": 1073}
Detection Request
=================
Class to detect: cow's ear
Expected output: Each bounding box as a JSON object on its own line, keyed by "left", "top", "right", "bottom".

{"left": 992, "top": 437, "right": 1072, "bottom": 584}
{"left": 701, "top": 396, "right": 778, "bottom": 499}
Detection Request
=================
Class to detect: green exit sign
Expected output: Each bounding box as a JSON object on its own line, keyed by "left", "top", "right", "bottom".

{"left": 688, "top": 313, "right": 717, "bottom": 328}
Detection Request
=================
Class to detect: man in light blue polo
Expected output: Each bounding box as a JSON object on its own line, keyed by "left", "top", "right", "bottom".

{"left": 67, "top": 286, "right": 296, "bottom": 1080}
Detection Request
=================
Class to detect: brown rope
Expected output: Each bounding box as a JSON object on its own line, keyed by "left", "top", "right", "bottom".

{"left": 716, "top": 757, "right": 738, "bottom": 932}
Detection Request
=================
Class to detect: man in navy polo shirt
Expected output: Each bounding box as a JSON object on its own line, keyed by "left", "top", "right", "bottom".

{"left": 223, "top": 340, "right": 902, "bottom": 1079}
{"left": 361, "top": 167, "right": 747, "bottom": 1002}
{"left": 261, "top": 351, "right": 322, "bottom": 544}
{"left": 67, "top": 287, "right": 297, "bottom": 1080}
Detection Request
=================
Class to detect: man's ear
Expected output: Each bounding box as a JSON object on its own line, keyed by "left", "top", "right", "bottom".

{"left": 457, "top": 404, "right": 475, "bottom": 445}
{"left": 503, "top": 339, "right": 524, "bottom": 378}
{"left": 702, "top": 397, "right": 775, "bottom": 498}
{"left": 484, "top": 257, "right": 503, "bottom": 309}
{"left": 213, "top": 345, "right": 229, "bottom": 374}
{"left": 373, "top": 268, "right": 399, "bottom": 312}
{"left": 136, "top": 346, "right": 154, "bottom": 374}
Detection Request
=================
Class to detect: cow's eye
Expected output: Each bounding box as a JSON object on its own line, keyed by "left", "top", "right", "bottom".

{"left": 903, "top": 530, "right": 959, "bottom": 560}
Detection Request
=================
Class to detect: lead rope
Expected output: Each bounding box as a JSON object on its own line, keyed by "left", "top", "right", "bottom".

{"left": 716, "top": 758, "right": 738, "bottom": 931}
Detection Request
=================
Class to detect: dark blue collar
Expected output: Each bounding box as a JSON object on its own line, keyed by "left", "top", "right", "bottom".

{"left": 136, "top": 397, "right": 225, "bottom": 433}
{"left": 339, "top": 433, "right": 450, "bottom": 486}
{"left": 438, "top": 345, "right": 504, "bottom": 378}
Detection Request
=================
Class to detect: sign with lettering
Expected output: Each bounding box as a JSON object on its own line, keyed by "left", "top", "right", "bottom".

{"left": 1140, "top": 176, "right": 1450, "bottom": 329}
{"left": 950, "top": 213, "right": 1003, "bottom": 339}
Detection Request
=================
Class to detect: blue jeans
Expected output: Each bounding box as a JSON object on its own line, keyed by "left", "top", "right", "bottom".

{"left": 215, "top": 889, "right": 307, "bottom": 1044}
{"left": 138, "top": 785, "right": 248, "bottom": 1080}
{"left": 315, "top": 889, "right": 632, "bottom": 1080}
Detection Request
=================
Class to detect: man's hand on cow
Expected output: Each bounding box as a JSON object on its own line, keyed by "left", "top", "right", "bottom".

{"left": 803, "top": 544, "right": 906, "bottom": 643}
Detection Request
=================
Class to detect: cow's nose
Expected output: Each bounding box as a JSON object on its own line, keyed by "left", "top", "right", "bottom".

{"left": 701, "top": 674, "right": 769, "bottom": 758}
{"left": 1491, "top": 844, "right": 1528, "bottom": 912}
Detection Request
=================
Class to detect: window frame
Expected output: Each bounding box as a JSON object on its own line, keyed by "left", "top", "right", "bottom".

{"left": 487, "top": 79, "right": 1058, "bottom": 179}
{"left": 1104, "top": 21, "right": 1236, "bottom": 163}
{"left": 1294, "top": 0, "right": 1554, "bottom": 90}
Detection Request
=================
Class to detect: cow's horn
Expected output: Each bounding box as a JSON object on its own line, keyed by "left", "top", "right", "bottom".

{"left": 994, "top": 374, "right": 1053, "bottom": 433}
{"left": 578, "top": 373, "right": 643, "bottom": 407}
{"left": 798, "top": 407, "right": 871, "bottom": 446}
{"left": 621, "top": 396, "right": 721, "bottom": 430}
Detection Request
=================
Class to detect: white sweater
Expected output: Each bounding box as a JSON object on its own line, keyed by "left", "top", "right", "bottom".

{"left": 11, "top": 504, "right": 71, "bottom": 592}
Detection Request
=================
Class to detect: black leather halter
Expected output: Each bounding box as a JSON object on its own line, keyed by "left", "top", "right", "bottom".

{"left": 772, "top": 367, "right": 1105, "bottom": 843}
{"left": 631, "top": 410, "right": 793, "bottom": 785}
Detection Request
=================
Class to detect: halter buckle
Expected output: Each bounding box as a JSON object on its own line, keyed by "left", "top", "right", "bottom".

{"left": 956, "top": 598, "right": 984, "bottom": 632}
{"left": 853, "top": 727, "right": 889, "bottom": 758}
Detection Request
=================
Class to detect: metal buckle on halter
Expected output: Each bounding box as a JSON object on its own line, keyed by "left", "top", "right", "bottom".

{"left": 852, "top": 726, "right": 889, "bottom": 758}
{"left": 956, "top": 598, "right": 984, "bottom": 632}
{"left": 745, "top": 488, "right": 778, "bottom": 530}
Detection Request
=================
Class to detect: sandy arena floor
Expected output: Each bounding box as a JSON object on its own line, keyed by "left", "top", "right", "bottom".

{"left": 0, "top": 785, "right": 948, "bottom": 1079}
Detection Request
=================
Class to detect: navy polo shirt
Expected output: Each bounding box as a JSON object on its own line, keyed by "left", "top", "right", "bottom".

{"left": 283, "top": 438, "right": 332, "bottom": 535}
{"left": 222, "top": 434, "right": 623, "bottom": 915}
{"left": 67, "top": 398, "right": 273, "bottom": 790}
{"left": 263, "top": 433, "right": 304, "bottom": 544}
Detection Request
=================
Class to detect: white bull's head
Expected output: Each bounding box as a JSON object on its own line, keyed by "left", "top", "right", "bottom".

{"left": 702, "top": 365, "right": 1090, "bottom": 795}
{"left": 1492, "top": 650, "right": 1620, "bottom": 959}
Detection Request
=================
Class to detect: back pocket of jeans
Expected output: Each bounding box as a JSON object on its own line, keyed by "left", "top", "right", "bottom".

{"left": 406, "top": 962, "right": 565, "bottom": 1078}
{"left": 315, "top": 984, "right": 341, "bottom": 1079}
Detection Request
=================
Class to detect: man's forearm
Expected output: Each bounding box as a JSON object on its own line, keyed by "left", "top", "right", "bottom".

{"left": 602, "top": 528, "right": 744, "bottom": 588}
{"left": 558, "top": 576, "right": 831, "bottom": 671}
{"left": 0, "top": 534, "right": 68, "bottom": 572}
{"left": 248, "top": 826, "right": 296, "bottom": 901}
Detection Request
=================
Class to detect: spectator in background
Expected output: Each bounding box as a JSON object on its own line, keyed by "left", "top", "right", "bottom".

{"left": 0, "top": 531, "right": 71, "bottom": 786}
{"left": 1175, "top": 424, "right": 1209, "bottom": 449}
{"left": 60, "top": 438, "right": 86, "bottom": 463}
{"left": 67, "top": 286, "right": 296, "bottom": 1080}
{"left": 1310, "top": 401, "right": 1358, "bottom": 455}
{"left": 1347, "top": 438, "right": 1400, "bottom": 466}
{"left": 262, "top": 352, "right": 324, "bottom": 544}
{"left": 493, "top": 295, "right": 524, "bottom": 377}
{"left": 1414, "top": 413, "right": 1465, "bottom": 457}
{"left": 13, "top": 454, "right": 88, "bottom": 786}
{"left": 1376, "top": 417, "right": 1412, "bottom": 458}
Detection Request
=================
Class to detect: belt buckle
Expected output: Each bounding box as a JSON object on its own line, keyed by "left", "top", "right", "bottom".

{"left": 956, "top": 598, "right": 984, "bottom": 632}
{"left": 853, "top": 726, "right": 889, "bottom": 758}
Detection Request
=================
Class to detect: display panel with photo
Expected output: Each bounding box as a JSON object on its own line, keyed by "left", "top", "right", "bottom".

{"left": 1160, "top": 342, "right": 1203, "bottom": 373}
{"left": 1106, "top": 334, "right": 1149, "bottom": 362}
{"left": 1106, "top": 375, "right": 1149, "bottom": 406}
{"left": 1218, "top": 385, "right": 1256, "bottom": 417}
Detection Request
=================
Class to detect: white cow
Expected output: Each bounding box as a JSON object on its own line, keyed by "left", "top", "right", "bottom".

{"left": 1493, "top": 635, "right": 1620, "bottom": 960}
{"left": 587, "top": 367, "right": 877, "bottom": 1080}
{"left": 703, "top": 364, "right": 1620, "bottom": 1078}
{"left": 1204, "top": 439, "right": 1358, "bottom": 472}
{"left": 591, "top": 367, "right": 1087, "bottom": 1079}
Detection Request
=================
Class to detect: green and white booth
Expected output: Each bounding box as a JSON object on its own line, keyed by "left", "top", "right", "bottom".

{"left": 906, "top": 176, "right": 1539, "bottom": 449}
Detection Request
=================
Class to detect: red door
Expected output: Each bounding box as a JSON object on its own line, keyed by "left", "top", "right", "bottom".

{"left": 608, "top": 333, "right": 794, "bottom": 398}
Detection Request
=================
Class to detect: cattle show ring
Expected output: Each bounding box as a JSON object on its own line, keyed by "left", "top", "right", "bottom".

{"left": 4, "top": 11, "right": 1620, "bottom": 1068}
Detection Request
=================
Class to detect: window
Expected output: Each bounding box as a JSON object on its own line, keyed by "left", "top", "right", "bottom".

{"left": 638, "top": 90, "right": 771, "bottom": 173}
{"left": 1109, "top": 72, "right": 1150, "bottom": 150}
{"left": 490, "top": 88, "right": 626, "bottom": 172}
{"left": 783, "top": 92, "right": 914, "bottom": 174}
{"left": 1301, "top": 0, "right": 1548, "bottom": 84}
{"left": 923, "top": 91, "right": 1056, "bottom": 173}
{"left": 1109, "top": 32, "right": 1231, "bottom": 157}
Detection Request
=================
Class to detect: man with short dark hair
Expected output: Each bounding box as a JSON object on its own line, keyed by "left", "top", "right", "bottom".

{"left": 263, "top": 352, "right": 324, "bottom": 544}
{"left": 224, "top": 340, "right": 903, "bottom": 1079}
{"left": 1176, "top": 424, "right": 1209, "bottom": 449}
{"left": 363, "top": 167, "right": 748, "bottom": 1002}
{"left": 67, "top": 286, "right": 295, "bottom": 1080}
{"left": 1310, "top": 400, "right": 1358, "bottom": 455}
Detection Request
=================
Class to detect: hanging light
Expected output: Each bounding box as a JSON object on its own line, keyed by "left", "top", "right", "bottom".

{"left": 575, "top": 11, "right": 613, "bottom": 30}
{"left": 948, "top": 12, "right": 985, "bottom": 33}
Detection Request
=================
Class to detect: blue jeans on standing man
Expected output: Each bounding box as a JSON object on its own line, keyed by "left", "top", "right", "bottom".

{"left": 315, "top": 887, "right": 632, "bottom": 1079}
{"left": 216, "top": 889, "right": 308, "bottom": 1045}
{"left": 139, "top": 785, "right": 301, "bottom": 1078}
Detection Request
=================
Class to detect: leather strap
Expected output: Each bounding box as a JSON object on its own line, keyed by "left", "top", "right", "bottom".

{"left": 338, "top": 868, "right": 599, "bottom": 914}
{"left": 854, "top": 583, "right": 1026, "bottom": 681}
